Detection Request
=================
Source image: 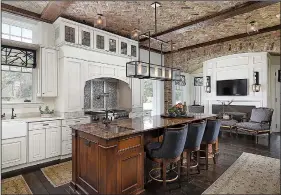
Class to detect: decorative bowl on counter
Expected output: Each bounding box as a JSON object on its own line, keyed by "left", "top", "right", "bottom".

{"left": 163, "top": 102, "right": 190, "bottom": 118}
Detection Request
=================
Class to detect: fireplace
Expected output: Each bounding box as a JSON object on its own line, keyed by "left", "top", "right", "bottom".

{"left": 212, "top": 104, "right": 256, "bottom": 120}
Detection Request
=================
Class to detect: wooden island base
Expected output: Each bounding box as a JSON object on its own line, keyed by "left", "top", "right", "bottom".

{"left": 70, "top": 115, "right": 216, "bottom": 195}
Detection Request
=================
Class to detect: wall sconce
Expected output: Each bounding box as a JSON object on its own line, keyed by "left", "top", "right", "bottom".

{"left": 252, "top": 72, "right": 261, "bottom": 92}
{"left": 278, "top": 70, "right": 281, "bottom": 82}
{"left": 205, "top": 76, "right": 211, "bottom": 93}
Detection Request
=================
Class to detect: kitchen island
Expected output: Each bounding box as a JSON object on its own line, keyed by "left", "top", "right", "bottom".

{"left": 70, "top": 114, "right": 216, "bottom": 195}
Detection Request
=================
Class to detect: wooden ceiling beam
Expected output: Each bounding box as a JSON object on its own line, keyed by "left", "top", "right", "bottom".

{"left": 1, "top": 3, "right": 51, "bottom": 23}
{"left": 140, "top": 1, "right": 277, "bottom": 42}
{"left": 40, "top": 1, "right": 73, "bottom": 22}
{"left": 165, "top": 25, "right": 280, "bottom": 54}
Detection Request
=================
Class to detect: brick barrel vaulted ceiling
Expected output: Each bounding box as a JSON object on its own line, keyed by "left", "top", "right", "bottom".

{"left": 2, "top": 1, "right": 280, "bottom": 52}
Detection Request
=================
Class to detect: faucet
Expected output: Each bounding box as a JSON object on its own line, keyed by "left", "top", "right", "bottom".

{"left": 11, "top": 108, "right": 16, "bottom": 119}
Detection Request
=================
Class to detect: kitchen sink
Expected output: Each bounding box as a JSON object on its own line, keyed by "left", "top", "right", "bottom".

{"left": 2, "top": 120, "right": 27, "bottom": 139}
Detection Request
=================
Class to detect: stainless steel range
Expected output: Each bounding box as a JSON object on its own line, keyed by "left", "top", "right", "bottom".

{"left": 85, "top": 109, "right": 129, "bottom": 123}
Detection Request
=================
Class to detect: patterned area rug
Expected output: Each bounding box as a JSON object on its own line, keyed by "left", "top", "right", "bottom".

{"left": 2, "top": 175, "right": 32, "bottom": 195}
{"left": 41, "top": 161, "right": 72, "bottom": 187}
{"left": 202, "top": 152, "right": 280, "bottom": 194}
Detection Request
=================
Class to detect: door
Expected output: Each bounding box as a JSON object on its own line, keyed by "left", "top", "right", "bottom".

{"left": 29, "top": 129, "right": 46, "bottom": 162}
{"left": 270, "top": 66, "right": 280, "bottom": 132}
{"left": 2, "top": 137, "right": 27, "bottom": 168}
{"left": 65, "top": 58, "right": 83, "bottom": 112}
{"left": 41, "top": 48, "right": 58, "bottom": 97}
{"left": 46, "top": 127, "right": 61, "bottom": 158}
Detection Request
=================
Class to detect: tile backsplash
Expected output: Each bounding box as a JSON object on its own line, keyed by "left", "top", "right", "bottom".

{"left": 84, "top": 79, "right": 118, "bottom": 110}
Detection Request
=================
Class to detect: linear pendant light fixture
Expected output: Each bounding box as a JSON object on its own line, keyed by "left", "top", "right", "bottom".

{"left": 126, "top": 2, "right": 183, "bottom": 83}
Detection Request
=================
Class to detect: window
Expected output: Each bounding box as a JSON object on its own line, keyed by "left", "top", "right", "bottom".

{"left": 174, "top": 86, "right": 184, "bottom": 104}
{"left": 81, "top": 31, "right": 90, "bottom": 47}
{"left": 65, "top": 26, "right": 75, "bottom": 43}
{"left": 1, "top": 45, "right": 36, "bottom": 103}
{"left": 2, "top": 23, "right": 33, "bottom": 43}
{"left": 96, "top": 35, "right": 105, "bottom": 49}
{"left": 143, "top": 80, "right": 153, "bottom": 110}
{"left": 172, "top": 74, "right": 189, "bottom": 105}
{"left": 2, "top": 66, "right": 33, "bottom": 102}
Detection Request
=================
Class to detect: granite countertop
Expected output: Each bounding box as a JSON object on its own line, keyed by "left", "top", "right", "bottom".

{"left": 71, "top": 114, "right": 215, "bottom": 140}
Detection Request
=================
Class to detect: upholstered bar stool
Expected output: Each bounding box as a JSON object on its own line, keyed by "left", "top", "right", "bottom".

{"left": 145, "top": 124, "right": 188, "bottom": 188}
{"left": 201, "top": 119, "right": 221, "bottom": 170}
{"left": 182, "top": 121, "right": 206, "bottom": 179}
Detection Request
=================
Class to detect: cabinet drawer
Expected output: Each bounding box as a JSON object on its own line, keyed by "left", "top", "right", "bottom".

{"left": 28, "top": 120, "right": 61, "bottom": 130}
{"left": 62, "top": 140, "right": 72, "bottom": 155}
{"left": 62, "top": 126, "right": 72, "bottom": 141}
{"left": 62, "top": 117, "right": 90, "bottom": 126}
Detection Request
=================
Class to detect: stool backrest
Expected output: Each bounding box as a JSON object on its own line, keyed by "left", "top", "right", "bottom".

{"left": 155, "top": 124, "right": 188, "bottom": 159}
{"left": 185, "top": 121, "right": 206, "bottom": 150}
{"left": 203, "top": 119, "right": 221, "bottom": 143}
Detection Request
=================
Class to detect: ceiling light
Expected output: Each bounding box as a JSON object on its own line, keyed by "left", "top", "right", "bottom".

{"left": 247, "top": 21, "right": 258, "bottom": 34}
{"left": 276, "top": 14, "right": 280, "bottom": 19}
{"left": 131, "top": 28, "right": 141, "bottom": 40}
{"left": 94, "top": 14, "right": 106, "bottom": 28}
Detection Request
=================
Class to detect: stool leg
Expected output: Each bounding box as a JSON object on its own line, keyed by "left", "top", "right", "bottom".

{"left": 205, "top": 144, "right": 209, "bottom": 170}
{"left": 186, "top": 151, "right": 190, "bottom": 180}
{"left": 162, "top": 161, "right": 167, "bottom": 188}
{"left": 177, "top": 160, "right": 181, "bottom": 181}
{"left": 181, "top": 153, "right": 184, "bottom": 166}
{"left": 212, "top": 144, "right": 217, "bottom": 164}
{"left": 196, "top": 151, "right": 200, "bottom": 174}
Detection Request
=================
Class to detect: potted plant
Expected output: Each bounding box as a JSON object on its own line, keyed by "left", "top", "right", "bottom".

{"left": 39, "top": 106, "right": 54, "bottom": 118}
{"left": 167, "top": 103, "right": 187, "bottom": 117}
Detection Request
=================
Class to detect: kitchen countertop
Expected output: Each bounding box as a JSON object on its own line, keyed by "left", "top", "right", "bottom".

{"left": 2, "top": 116, "right": 64, "bottom": 123}
{"left": 71, "top": 114, "right": 216, "bottom": 140}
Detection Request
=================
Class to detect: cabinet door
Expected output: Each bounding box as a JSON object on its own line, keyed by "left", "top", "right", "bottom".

{"left": 62, "top": 140, "right": 72, "bottom": 155}
{"left": 120, "top": 40, "right": 129, "bottom": 56}
{"left": 95, "top": 31, "right": 105, "bottom": 51}
{"left": 29, "top": 129, "right": 46, "bottom": 162}
{"left": 107, "top": 35, "right": 118, "bottom": 54}
{"left": 130, "top": 42, "right": 138, "bottom": 59}
{"left": 118, "top": 151, "right": 144, "bottom": 194}
{"left": 79, "top": 27, "right": 93, "bottom": 48}
{"left": 46, "top": 127, "right": 61, "bottom": 158}
{"left": 64, "top": 23, "right": 78, "bottom": 44}
{"left": 2, "top": 137, "right": 27, "bottom": 168}
{"left": 65, "top": 59, "right": 83, "bottom": 112}
{"left": 131, "top": 78, "right": 143, "bottom": 108}
{"left": 41, "top": 48, "right": 58, "bottom": 97}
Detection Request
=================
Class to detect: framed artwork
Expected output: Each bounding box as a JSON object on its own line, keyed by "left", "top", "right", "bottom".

{"left": 194, "top": 77, "right": 203, "bottom": 86}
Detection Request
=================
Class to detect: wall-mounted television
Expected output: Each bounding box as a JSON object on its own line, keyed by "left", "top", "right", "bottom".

{"left": 216, "top": 79, "right": 247, "bottom": 96}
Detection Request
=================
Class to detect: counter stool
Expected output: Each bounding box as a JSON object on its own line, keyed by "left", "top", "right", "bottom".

{"left": 182, "top": 121, "right": 206, "bottom": 179}
{"left": 201, "top": 119, "right": 221, "bottom": 170}
{"left": 145, "top": 124, "right": 188, "bottom": 188}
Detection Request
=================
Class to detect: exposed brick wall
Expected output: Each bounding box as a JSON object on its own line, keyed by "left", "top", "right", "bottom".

{"left": 164, "top": 30, "right": 280, "bottom": 110}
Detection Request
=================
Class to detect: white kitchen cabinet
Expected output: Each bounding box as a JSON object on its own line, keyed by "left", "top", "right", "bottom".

{"left": 46, "top": 127, "right": 61, "bottom": 158}
{"left": 2, "top": 137, "right": 27, "bottom": 168}
{"left": 29, "top": 129, "right": 46, "bottom": 162}
{"left": 65, "top": 58, "right": 84, "bottom": 112}
{"left": 78, "top": 26, "right": 93, "bottom": 48}
{"left": 129, "top": 41, "right": 138, "bottom": 59}
{"left": 131, "top": 78, "right": 143, "bottom": 108}
{"left": 37, "top": 47, "right": 58, "bottom": 97}
{"left": 62, "top": 140, "right": 72, "bottom": 156}
{"left": 120, "top": 39, "right": 129, "bottom": 56}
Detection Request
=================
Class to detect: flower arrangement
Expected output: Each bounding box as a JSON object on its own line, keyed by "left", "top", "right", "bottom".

{"left": 39, "top": 106, "right": 54, "bottom": 118}
{"left": 167, "top": 103, "right": 187, "bottom": 117}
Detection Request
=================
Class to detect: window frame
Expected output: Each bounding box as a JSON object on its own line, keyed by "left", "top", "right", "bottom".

{"left": 2, "top": 23, "right": 33, "bottom": 43}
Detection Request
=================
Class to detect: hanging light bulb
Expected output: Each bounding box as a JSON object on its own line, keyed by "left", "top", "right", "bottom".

{"left": 247, "top": 21, "right": 258, "bottom": 34}
{"left": 131, "top": 28, "right": 141, "bottom": 40}
{"left": 94, "top": 14, "right": 106, "bottom": 28}
{"left": 137, "top": 62, "right": 142, "bottom": 75}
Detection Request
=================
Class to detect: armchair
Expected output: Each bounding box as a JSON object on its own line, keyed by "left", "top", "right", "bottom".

{"left": 235, "top": 107, "right": 274, "bottom": 144}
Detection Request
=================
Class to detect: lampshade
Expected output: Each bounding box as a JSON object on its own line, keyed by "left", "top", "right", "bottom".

{"left": 131, "top": 28, "right": 141, "bottom": 40}
{"left": 94, "top": 14, "right": 106, "bottom": 28}
{"left": 126, "top": 61, "right": 149, "bottom": 78}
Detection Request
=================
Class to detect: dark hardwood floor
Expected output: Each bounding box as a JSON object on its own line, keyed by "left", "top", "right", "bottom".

{"left": 3, "top": 132, "right": 280, "bottom": 195}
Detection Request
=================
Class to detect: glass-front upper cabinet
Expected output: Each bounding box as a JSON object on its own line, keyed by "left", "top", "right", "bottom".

{"left": 120, "top": 40, "right": 128, "bottom": 55}
{"left": 79, "top": 27, "right": 93, "bottom": 48}
{"left": 65, "top": 26, "right": 76, "bottom": 43}
{"left": 131, "top": 44, "right": 137, "bottom": 58}
{"left": 107, "top": 35, "right": 118, "bottom": 53}
{"left": 95, "top": 32, "right": 105, "bottom": 50}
